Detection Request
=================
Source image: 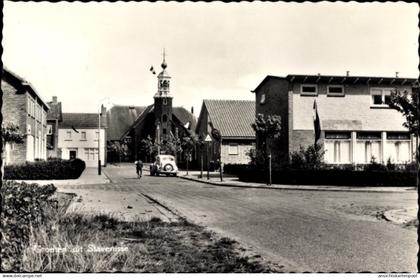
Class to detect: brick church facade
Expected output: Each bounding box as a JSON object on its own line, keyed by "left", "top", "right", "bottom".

{"left": 118, "top": 54, "right": 196, "bottom": 162}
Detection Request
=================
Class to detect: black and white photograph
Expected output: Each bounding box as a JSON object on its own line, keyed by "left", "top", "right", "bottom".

{"left": 1, "top": 1, "right": 418, "bottom": 274}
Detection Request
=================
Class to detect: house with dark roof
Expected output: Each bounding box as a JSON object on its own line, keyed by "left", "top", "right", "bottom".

{"left": 46, "top": 96, "right": 63, "bottom": 158}
{"left": 57, "top": 108, "right": 107, "bottom": 167}
{"left": 252, "top": 73, "right": 418, "bottom": 165}
{"left": 117, "top": 57, "right": 196, "bottom": 162}
{"left": 2, "top": 67, "right": 50, "bottom": 165}
{"left": 196, "top": 99, "right": 256, "bottom": 165}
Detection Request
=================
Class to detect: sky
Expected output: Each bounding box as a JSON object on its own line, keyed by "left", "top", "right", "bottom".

{"left": 3, "top": 2, "right": 419, "bottom": 115}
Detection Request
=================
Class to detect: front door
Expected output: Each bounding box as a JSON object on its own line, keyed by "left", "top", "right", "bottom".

{"left": 69, "top": 150, "right": 77, "bottom": 160}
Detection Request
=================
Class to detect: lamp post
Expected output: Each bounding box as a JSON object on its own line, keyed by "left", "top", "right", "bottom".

{"left": 204, "top": 134, "right": 212, "bottom": 180}
{"left": 97, "top": 97, "right": 112, "bottom": 176}
{"left": 98, "top": 110, "right": 101, "bottom": 175}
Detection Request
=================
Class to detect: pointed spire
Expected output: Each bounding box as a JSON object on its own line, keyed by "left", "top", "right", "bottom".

{"left": 161, "top": 48, "right": 167, "bottom": 70}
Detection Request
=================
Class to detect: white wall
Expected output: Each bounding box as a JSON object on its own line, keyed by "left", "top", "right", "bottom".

{"left": 292, "top": 90, "right": 409, "bottom": 131}
{"left": 221, "top": 142, "right": 253, "bottom": 165}
{"left": 58, "top": 128, "right": 106, "bottom": 167}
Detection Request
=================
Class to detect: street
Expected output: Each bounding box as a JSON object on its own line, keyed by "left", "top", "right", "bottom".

{"left": 58, "top": 165, "right": 418, "bottom": 272}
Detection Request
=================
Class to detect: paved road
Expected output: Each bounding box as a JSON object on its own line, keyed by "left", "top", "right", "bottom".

{"left": 63, "top": 165, "right": 418, "bottom": 272}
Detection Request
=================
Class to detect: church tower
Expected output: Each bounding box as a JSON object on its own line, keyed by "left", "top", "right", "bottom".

{"left": 154, "top": 49, "right": 173, "bottom": 143}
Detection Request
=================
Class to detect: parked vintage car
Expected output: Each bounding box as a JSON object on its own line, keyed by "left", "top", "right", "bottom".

{"left": 150, "top": 155, "right": 178, "bottom": 177}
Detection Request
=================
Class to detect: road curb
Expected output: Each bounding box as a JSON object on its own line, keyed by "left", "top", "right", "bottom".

{"left": 179, "top": 176, "right": 415, "bottom": 193}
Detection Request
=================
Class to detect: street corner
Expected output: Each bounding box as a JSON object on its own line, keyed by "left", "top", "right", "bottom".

{"left": 383, "top": 207, "right": 418, "bottom": 227}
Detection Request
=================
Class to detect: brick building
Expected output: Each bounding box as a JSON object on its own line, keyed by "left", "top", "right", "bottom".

{"left": 2, "top": 68, "right": 49, "bottom": 165}
{"left": 195, "top": 100, "right": 255, "bottom": 165}
{"left": 252, "top": 74, "right": 418, "bottom": 165}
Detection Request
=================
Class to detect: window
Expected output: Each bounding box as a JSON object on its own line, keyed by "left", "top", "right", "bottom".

{"left": 386, "top": 132, "right": 411, "bottom": 163}
{"left": 163, "top": 98, "right": 167, "bottom": 105}
{"left": 47, "top": 125, "right": 53, "bottom": 135}
{"left": 95, "top": 132, "right": 99, "bottom": 140}
{"left": 66, "top": 131, "right": 72, "bottom": 140}
{"left": 327, "top": 85, "right": 344, "bottom": 96}
{"left": 324, "top": 132, "right": 351, "bottom": 163}
{"left": 163, "top": 128, "right": 167, "bottom": 135}
{"left": 371, "top": 88, "right": 393, "bottom": 107}
{"left": 80, "top": 131, "right": 87, "bottom": 140}
{"left": 163, "top": 115, "right": 167, "bottom": 122}
{"left": 355, "top": 132, "right": 382, "bottom": 163}
{"left": 84, "top": 148, "right": 98, "bottom": 160}
{"left": 300, "top": 84, "right": 318, "bottom": 96}
{"left": 228, "top": 143, "right": 239, "bottom": 155}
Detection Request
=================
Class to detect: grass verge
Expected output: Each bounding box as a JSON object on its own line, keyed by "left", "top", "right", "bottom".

{"left": 22, "top": 198, "right": 279, "bottom": 272}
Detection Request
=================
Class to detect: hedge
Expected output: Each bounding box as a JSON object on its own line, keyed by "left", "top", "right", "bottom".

{"left": 224, "top": 164, "right": 417, "bottom": 187}
{"left": 4, "top": 159, "right": 86, "bottom": 180}
{"left": 1, "top": 181, "right": 58, "bottom": 271}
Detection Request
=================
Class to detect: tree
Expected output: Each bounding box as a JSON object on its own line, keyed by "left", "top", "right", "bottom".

{"left": 107, "top": 141, "right": 127, "bottom": 162}
{"left": 389, "top": 86, "right": 420, "bottom": 188}
{"left": 1, "top": 122, "right": 25, "bottom": 180}
{"left": 138, "top": 135, "right": 154, "bottom": 162}
{"left": 251, "top": 113, "right": 282, "bottom": 185}
{"left": 181, "top": 136, "right": 195, "bottom": 175}
{"left": 389, "top": 87, "right": 419, "bottom": 135}
{"left": 251, "top": 113, "right": 282, "bottom": 160}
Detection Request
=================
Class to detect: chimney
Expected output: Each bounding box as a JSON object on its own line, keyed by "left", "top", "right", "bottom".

{"left": 191, "top": 106, "right": 194, "bottom": 115}
{"left": 346, "top": 71, "right": 350, "bottom": 77}
{"left": 52, "top": 96, "right": 58, "bottom": 103}
{"left": 395, "top": 72, "right": 399, "bottom": 78}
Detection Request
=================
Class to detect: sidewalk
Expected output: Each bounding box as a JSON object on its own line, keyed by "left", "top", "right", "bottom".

{"left": 15, "top": 167, "right": 111, "bottom": 186}
{"left": 383, "top": 207, "right": 418, "bottom": 225}
{"left": 178, "top": 170, "right": 416, "bottom": 193}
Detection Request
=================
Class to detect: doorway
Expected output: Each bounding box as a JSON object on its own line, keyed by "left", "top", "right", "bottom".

{"left": 69, "top": 150, "right": 77, "bottom": 160}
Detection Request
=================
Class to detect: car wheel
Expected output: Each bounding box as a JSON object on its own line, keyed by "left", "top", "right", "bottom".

{"left": 163, "top": 164, "right": 174, "bottom": 172}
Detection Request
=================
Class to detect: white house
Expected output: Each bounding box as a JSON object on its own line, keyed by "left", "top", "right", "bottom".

{"left": 58, "top": 112, "right": 106, "bottom": 167}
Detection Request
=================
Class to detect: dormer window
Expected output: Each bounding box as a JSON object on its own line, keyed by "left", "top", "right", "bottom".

{"left": 327, "top": 85, "right": 344, "bottom": 96}
{"left": 300, "top": 84, "right": 318, "bottom": 96}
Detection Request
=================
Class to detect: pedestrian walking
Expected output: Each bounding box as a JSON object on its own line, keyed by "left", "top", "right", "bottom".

{"left": 135, "top": 159, "right": 143, "bottom": 178}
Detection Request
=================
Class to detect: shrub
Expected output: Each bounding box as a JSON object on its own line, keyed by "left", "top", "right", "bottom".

{"left": 225, "top": 165, "right": 416, "bottom": 187}
{"left": 4, "top": 159, "right": 86, "bottom": 180}
{"left": 1, "top": 181, "right": 58, "bottom": 271}
{"left": 289, "top": 144, "right": 325, "bottom": 170}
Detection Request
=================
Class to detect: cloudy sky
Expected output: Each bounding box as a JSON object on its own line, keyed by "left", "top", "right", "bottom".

{"left": 3, "top": 2, "right": 418, "bottom": 115}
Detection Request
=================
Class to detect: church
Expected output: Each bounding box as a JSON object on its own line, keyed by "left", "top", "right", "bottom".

{"left": 107, "top": 53, "right": 196, "bottom": 163}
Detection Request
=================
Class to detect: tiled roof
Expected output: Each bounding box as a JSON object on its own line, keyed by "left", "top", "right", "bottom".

{"left": 120, "top": 105, "right": 197, "bottom": 140}
{"left": 203, "top": 100, "right": 255, "bottom": 139}
{"left": 46, "top": 102, "right": 62, "bottom": 121}
{"left": 60, "top": 113, "right": 106, "bottom": 129}
{"left": 173, "top": 107, "right": 197, "bottom": 131}
{"left": 106, "top": 105, "right": 147, "bottom": 141}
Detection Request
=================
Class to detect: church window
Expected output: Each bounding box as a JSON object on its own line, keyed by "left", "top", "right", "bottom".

{"left": 163, "top": 115, "right": 167, "bottom": 122}
{"left": 163, "top": 129, "right": 167, "bottom": 135}
{"left": 163, "top": 98, "right": 167, "bottom": 105}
